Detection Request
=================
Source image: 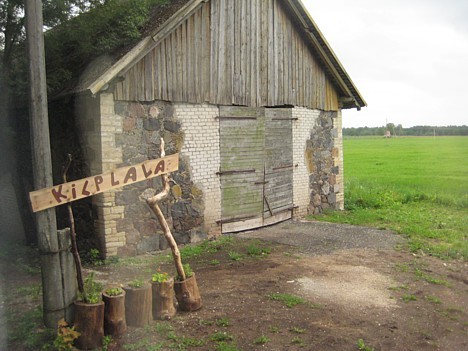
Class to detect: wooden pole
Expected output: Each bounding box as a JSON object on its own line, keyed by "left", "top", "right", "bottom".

{"left": 24, "top": 0, "right": 65, "bottom": 327}
{"left": 143, "top": 139, "right": 186, "bottom": 281}
{"left": 63, "top": 155, "right": 84, "bottom": 294}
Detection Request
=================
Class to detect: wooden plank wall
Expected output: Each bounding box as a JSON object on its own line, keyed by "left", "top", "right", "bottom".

{"left": 114, "top": 0, "right": 339, "bottom": 111}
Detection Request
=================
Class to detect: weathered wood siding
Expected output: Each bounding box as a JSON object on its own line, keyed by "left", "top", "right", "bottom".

{"left": 263, "top": 108, "right": 293, "bottom": 217}
{"left": 114, "top": 0, "right": 339, "bottom": 111}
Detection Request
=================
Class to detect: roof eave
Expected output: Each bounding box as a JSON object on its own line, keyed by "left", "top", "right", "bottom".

{"left": 86, "top": 0, "right": 206, "bottom": 96}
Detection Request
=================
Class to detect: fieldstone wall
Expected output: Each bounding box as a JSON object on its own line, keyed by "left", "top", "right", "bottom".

{"left": 113, "top": 100, "right": 207, "bottom": 256}
{"left": 307, "top": 110, "right": 344, "bottom": 214}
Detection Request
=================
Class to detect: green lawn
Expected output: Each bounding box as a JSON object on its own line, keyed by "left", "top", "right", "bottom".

{"left": 309, "top": 136, "right": 468, "bottom": 260}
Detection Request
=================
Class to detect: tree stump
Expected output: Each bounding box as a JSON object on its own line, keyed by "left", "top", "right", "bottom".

{"left": 102, "top": 290, "right": 126, "bottom": 338}
{"left": 123, "top": 283, "right": 152, "bottom": 327}
{"left": 174, "top": 273, "right": 202, "bottom": 312}
{"left": 152, "top": 278, "right": 176, "bottom": 320}
{"left": 73, "top": 301, "right": 104, "bottom": 350}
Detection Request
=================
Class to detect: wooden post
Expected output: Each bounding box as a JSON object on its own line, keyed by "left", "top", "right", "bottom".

{"left": 24, "top": 0, "right": 66, "bottom": 327}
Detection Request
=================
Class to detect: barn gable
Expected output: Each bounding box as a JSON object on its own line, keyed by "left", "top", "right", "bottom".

{"left": 87, "top": 0, "right": 365, "bottom": 110}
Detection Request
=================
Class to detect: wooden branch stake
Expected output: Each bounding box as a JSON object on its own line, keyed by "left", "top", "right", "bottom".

{"left": 143, "top": 139, "right": 186, "bottom": 281}
{"left": 63, "top": 154, "right": 84, "bottom": 294}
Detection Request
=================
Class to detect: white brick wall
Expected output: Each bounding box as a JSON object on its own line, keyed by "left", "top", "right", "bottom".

{"left": 174, "top": 103, "right": 222, "bottom": 236}
{"left": 292, "top": 107, "right": 320, "bottom": 217}
{"left": 333, "top": 110, "right": 345, "bottom": 210}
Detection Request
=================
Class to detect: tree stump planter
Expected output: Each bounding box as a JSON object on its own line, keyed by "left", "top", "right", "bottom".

{"left": 123, "top": 283, "right": 152, "bottom": 327}
{"left": 102, "top": 289, "right": 126, "bottom": 338}
{"left": 73, "top": 301, "right": 104, "bottom": 350}
{"left": 152, "top": 278, "right": 177, "bottom": 320}
{"left": 174, "top": 273, "right": 202, "bottom": 312}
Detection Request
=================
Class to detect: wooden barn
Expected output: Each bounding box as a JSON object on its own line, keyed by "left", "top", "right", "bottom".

{"left": 60, "top": 0, "right": 365, "bottom": 257}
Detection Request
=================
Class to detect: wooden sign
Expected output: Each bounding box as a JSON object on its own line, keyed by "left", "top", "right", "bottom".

{"left": 29, "top": 154, "right": 179, "bottom": 213}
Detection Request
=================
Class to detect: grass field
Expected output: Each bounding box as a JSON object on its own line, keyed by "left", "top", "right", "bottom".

{"left": 309, "top": 136, "right": 468, "bottom": 260}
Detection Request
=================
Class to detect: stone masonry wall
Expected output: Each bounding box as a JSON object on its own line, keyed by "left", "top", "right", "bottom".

{"left": 111, "top": 100, "right": 215, "bottom": 256}
{"left": 292, "top": 107, "right": 320, "bottom": 217}
{"left": 307, "top": 110, "right": 344, "bottom": 214}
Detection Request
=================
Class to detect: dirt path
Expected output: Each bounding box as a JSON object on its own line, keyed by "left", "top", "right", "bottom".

{"left": 2, "top": 220, "right": 467, "bottom": 350}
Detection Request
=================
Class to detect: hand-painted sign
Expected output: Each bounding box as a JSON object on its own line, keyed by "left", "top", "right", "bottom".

{"left": 29, "top": 153, "right": 179, "bottom": 212}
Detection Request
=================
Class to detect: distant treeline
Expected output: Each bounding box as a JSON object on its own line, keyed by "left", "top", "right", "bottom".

{"left": 343, "top": 124, "right": 468, "bottom": 137}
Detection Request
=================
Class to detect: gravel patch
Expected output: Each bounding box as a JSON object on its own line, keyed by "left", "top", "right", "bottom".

{"left": 236, "top": 219, "right": 404, "bottom": 255}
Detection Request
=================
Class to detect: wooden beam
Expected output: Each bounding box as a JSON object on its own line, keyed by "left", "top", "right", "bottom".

{"left": 30, "top": 154, "right": 179, "bottom": 212}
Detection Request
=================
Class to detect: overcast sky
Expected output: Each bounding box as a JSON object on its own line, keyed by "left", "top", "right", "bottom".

{"left": 301, "top": 0, "right": 468, "bottom": 128}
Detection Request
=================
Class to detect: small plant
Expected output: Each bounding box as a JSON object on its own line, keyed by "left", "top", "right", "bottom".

{"left": 402, "top": 294, "right": 417, "bottom": 303}
{"left": 247, "top": 243, "right": 271, "bottom": 257}
{"left": 128, "top": 278, "right": 145, "bottom": 288}
{"left": 425, "top": 295, "right": 442, "bottom": 304}
{"left": 253, "top": 335, "right": 270, "bottom": 345}
{"left": 79, "top": 272, "right": 103, "bottom": 303}
{"left": 289, "top": 326, "right": 306, "bottom": 334}
{"left": 209, "top": 259, "right": 220, "bottom": 265}
{"left": 269, "top": 326, "right": 279, "bottom": 333}
{"left": 88, "top": 248, "right": 104, "bottom": 266}
{"left": 228, "top": 251, "right": 244, "bottom": 261}
{"left": 177, "top": 263, "right": 193, "bottom": 281}
{"left": 54, "top": 319, "right": 80, "bottom": 351}
{"left": 357, "top": 338, "right": 375, "bottom": 351}
{"left": 216, "top": 317, "right": 231, "bottom": 327}
{"left": 291, "top": 336, "right": 305, "bottom": 346}
{"left": 152, "top": 270, "right": 169, "bottom": 283}
{"left": 267, "top": 293, "right": 307, "bottom": 308}
{"left": 211, "top": 331, "right": 233, "bottom": 342}
{"left": 105, "top": 287, "right": 124, "bottom": 296}
{"left": 102, "top": 335, "right": 113, "bottom": 351}
{"left": 216, "top": 341, "right": 240, "bottom": 351}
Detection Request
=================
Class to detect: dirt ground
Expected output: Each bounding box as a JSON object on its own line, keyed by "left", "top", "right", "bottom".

{"left": 1, "top": 220, "right": 467, "bottom": 350}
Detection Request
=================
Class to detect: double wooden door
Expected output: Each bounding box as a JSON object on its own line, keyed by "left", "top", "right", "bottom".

{"left": 219, "top": 106, "right": 293, "bottom": 233}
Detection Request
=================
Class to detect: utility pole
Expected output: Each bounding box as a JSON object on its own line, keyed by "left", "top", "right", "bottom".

{"left": 25, "top": 0, "right": 69, "bottom": 327}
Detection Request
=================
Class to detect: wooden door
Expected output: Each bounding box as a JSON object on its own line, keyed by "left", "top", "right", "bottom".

{"left": 219, "top": 106, "right": 266, "bottom": 232}
{"left": 219, "top": 106, "right": 293, "bottom": 233}
{"left": 263, "top": 108, "right": 293, "bottom": 225}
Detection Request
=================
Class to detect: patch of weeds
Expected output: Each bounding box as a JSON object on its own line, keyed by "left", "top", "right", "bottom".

{"left": 215, "top": 341, "right": 240, "bottom": 351}
{"left": 414, "top": 268, "right": 451, "bottom": 287}
{"left": 246, "top": 243, "right": 271, "bottom": 257}
{"left": 253, "top": 335, "right": 270, "bottom": 345}
{"left": 7, "top": 305, "right": 55, "bottom": 349}
{"left": 153, "top": 322, "right": 174, "bottom": 334}
{"left": 102, "top": 335, "right": 113, "bottom": 351}
{"left": 200, "top": 319, "right": 214, "bottom": 326}
{"left": 395, "top": 263, "right": 410, "bottom": 273}
{"left": 357, "top": 338, "right": 375, "bottom": 351}
{"left": 216, "top": 317, "right": 231, "bottom": 327}
{"left": 15, "top": 284, "right": 42, "bottom": 299}
{"left": 228, "top": 251, "right": 244, "bottom": 261}
{"left": 269, "top": 326, "right": 279, "bottom": 333}
{"left": 169, "top": 336, "right": 205, "bottom": 349}
{"left": 211, "top": 331, "right": 234, "bottom": 342}
{"left": 209, "top": 259, "right": 220, "bottom": 266}
{"left": 180, "top": 244, "right": 204, "bottom": 260}
{"left": 289, "top": 327, "right": 306, "bottom": 334}
{"left": 440, "top": 307, "right": 463, "bottom": 321}
{"left": 284, "top": 252, "right": 302, "bottom": 259}
{"left": 85, "top": 248, "right": 104, "bottom": 266}
{"left": 402, "top": 294, "right": 417, "bottom": 303}
{"left": 291, "top": 336, "right": 305, "bottom": 346}
{"left": 123, "top": 338, "right": 154, "bottom": 350}
{"left": 267, "top": 293, "right": 307, "bottom": 308}
{"left": 388, "top": 285, "right": 409, "bottom": 292}
{"left": 425, "top": 295, "right": 442, "bottom": 304}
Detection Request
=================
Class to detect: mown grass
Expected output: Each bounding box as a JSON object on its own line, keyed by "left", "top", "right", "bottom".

{"left": 310, "top": 136, "right": 468, "bottom": 260}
